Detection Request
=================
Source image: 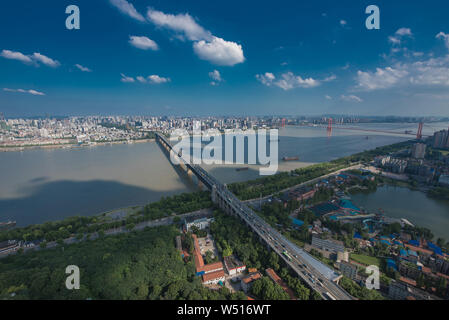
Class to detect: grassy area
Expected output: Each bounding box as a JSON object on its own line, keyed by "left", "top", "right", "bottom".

{"left": 350, "top": 253, "right": 381, "bottom": 267}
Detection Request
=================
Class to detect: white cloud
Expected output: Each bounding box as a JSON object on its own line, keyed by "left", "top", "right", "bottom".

{"left": 388, "top": 36, "right": 401, "bottom": 45}
{"left": 148, "top": 75, "right": 170, "bottom": 84}
{"left": 356, "top": 55, "right": 449, "bottom": 90}
{"left": 0, "top": 49, "right": 32, "bottom": 64}
{"left": 341, "top": 94, "right": 363, "bottom": 103}
{"left": 129, "top": 35, "right": 159, "bottom": 50}
{"left": 340, "top": 20, "right": 347, "bottom": 26}
{"left": 147, "top": 8, "right": 245, "bottom": 66}
{"left": 32, "top": 53, "right": 60, "bottom": 67}
{"left": 147, "top": 9, "right": 211, "bottom": 41}
{"left": 121, "top": 73, "right": 170, "bottom": 84}
{"left": 409, "top": 56, "right": 449, "bottom": 86}
{"left": 109, "top": 0, "right": 145, "bottom": 22}
{"left": 396, "top": 28, "right": 413, "bottom": 37}
{"left": 3, "top": 88, "right": 45, "bottom": 96}
{"left": 436, "top": 32, "right": 449, "bottom": 50}
{"left": 193, "top": 37, "right": 245, "bottom": 66}
{"left": 209, "top": 70, "right": 222, "bottom": 81}
{"left": 1, "top": 50, "right": 60, "bottom": 67}
{"left": 256, "top": 72, "right": 275, "bottom": 86}
{"left": 75, "top": 64, "right": 92, "bottom": 72}
{"left": 356, "top": 67, "right": 408, "bottom": 91}
{"left": 388, "top": 28, "right": 413, "bottom": 45}
{"left": 208, "top": 70, "right": 223, "bottom": 86}
{"left": 136, "top": 76, "right": 147, "bottom": 83}
{"left": 120, "top": 73, "right": 135, "bottom": 83}
{"left": 323, "top": 74, "right": 337, "bottom": 82}
{"left": 325, "top": 95, "right": 332, "bottom": 100}
{"left": 256, "top": 72, "right": 321, "bottom": 90}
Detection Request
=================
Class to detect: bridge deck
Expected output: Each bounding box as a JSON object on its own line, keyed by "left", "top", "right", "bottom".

{"left": 155, "top": 133, "right": 353, "bottom": 300}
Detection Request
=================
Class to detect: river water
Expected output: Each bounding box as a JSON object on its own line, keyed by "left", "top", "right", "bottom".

{"left": 351, "top": 185, "right": 449, "bottom": 240}
{"left": 1, "top": 122, "right": 448, "bottom": 228}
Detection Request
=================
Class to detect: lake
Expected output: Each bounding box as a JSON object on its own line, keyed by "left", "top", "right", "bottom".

{"left": 351, "top": 185, "right": 449, "bottom": 240}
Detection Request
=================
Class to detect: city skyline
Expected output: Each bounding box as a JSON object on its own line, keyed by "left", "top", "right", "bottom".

{"left": 1, "top": 1, "right": 449, "bottom": 117}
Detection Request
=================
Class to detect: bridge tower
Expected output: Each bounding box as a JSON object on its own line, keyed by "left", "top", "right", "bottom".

{"left": 417, "top": 122, "right": 423, "bottom": 140}
{"left": 281, "top": 118, "right": 286, "bottom": 128}
{"left": 327, "top": 118, "right": 333, "bottom": 137}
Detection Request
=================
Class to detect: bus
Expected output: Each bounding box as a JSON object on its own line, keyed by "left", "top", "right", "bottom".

{"left": 282, "top": 250, "right": 293, "bottom": 261}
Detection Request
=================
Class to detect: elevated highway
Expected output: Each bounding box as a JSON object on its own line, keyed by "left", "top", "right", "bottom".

{"left": 155, "top": 133, "right": 354, "bottom": 300}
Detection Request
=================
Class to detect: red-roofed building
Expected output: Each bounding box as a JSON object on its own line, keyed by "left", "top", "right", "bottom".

{"left": 197, "top": 261, "right": 224, "bottom": 274}
{"left": 400, "top": 276, "right": 417, "bottom": 287}
{"left": 202, "top": 270, "right": 225, "bottom": 285}
{"left": 266, "top": 268, "right": 281, "bottom": 283}
{"left": 241, "top": 272, "right": 262, "bottom": 293}
{"left": 192, "top": 234, "right": 205, "bottom": 269}
{"left": 266, "top": 268, "right": 296, "bottom": 300}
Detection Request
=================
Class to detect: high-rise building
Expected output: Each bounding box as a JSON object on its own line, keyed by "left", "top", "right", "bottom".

{"left": 432, "top": 130, "right": 449, "bottom": 149}
{"left": 411, "top": 143, "right": 426, "bottom": 159}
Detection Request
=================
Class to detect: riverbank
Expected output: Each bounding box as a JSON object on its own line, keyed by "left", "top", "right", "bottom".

{"left": 0, "top": 138, "right": 155, "bottom": 152}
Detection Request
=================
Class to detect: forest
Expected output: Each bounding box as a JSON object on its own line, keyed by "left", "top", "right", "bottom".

{"left": 0, "top": 225, "right": 244, "bottom": 300}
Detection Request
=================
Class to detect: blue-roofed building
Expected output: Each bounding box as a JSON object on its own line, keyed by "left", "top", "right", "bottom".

{"left": 387, "top": 258, "right": 398, "bottom": 271}
{"left": 381, "top": 239, "right": 391, "bottom": 246}
{"left": 428, "top": 242, "right": 443, "bottom": 255}
{"left": 354, "top": 232, "right": 362, "bottom": 239}
{"left": 400, "top": 249, "right": 407, "bottom": 257}
{"left": 409, "top": 239, "right": 420, "bottom": 247}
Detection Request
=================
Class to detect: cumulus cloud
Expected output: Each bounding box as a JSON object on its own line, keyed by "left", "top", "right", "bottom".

{"left": 340, "top": 94, "right": 363, "bottom": 103}
{"left": 120, "top": 73, "right": 135, "bottom": 83}
{"left": 256, "top": 71, "right": 334, "bottom": 90}
{"left": 209, "top": 70, "right": 223, "bottom": 85}
{"left": 325, "top": 95, "right": 332, "bottom": 100}
{"left": 147, "top": 8, "right": 244, "bottom": 66}
{"left": 193, "top": 37, "right": 244, "bottom": 66}
{"left": 209, "top": 70, "right": 222, "bottom": 82}
{"left": 147, "top": 9, "right": 211, "bottom": 41}
{"left": 0, "top": 49, "right": 33, "bottom": 64}
{"left": 75, "top": 64, "right": 92, "bottom": 72}
{"left": 396, "top": 28, "right": 413, "bottom": 37}
{"left": 129, "top": 35, "right": 159, "bottom": 50}
{"left": 32, "top": 53, "right": 60, "bottom": 67}
{"left": 340, "top": 20, "right": 347, "bottom": 26}
{"left": 356, "top": 54, "right": 449, "bottom": 90}
{"left": 356, "top": 67, "right": 409, "bottom": 91}
{"left": 1, "top": 49, "right": 60, "bottom": 67}
{"left": 3, "top": 88, "right": 45, "bottom": 96}
{"left": 121, "top": 73, "right": 170, "bottom": 84}
{"left": 389, "top": 27, "right": 413, "bottom": 45}
{"left": 109, "top": 0, "right": 145, "bottom": 22}
{"left": 436, "top": 32, "right": 449, "bottom": 50}
{"left": 148, "top": 75, "right": 170, "bottom": 84}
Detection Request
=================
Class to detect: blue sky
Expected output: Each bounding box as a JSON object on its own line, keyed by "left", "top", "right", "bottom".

{"left": 1, "top": 0, "right": 449, "bottom": 117}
